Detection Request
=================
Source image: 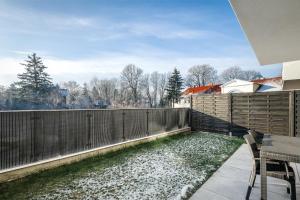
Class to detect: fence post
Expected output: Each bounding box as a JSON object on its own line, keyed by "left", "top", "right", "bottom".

{"left": 213, "top": 93, "right": 216, "bottom": 131}
{"left": 87, "top": 112, "right": 92, "bottom": 148}
{"left": 289, "top": 91, "right": 295, "bottom": 136}
{"left": 267, "top": 95, "right": 270, "bottom": 134}
{"left": 189, "top": 95, "right": 193, "bottom": 130}
{"left": 164, "top": 109, "right": 167, "bottom": 131}
{"left": 58, "top": 111, "right": 63, "bottom": 156}
{"left": 248, "top": 94, "right": 250, "bottom": 130}
{"left": 30, "top": 112, "right": 40, "bottom": 162}
{"left": 176, "top": 108, "right": 179, "bottom": 129}
{"left": 228, "top": 93, "right": 232, "bottom": 135}
{"left": 146, "top": 109, "right": 149, "bottom": 136}
{"left": 122, "top": 110, "right": 125, "bottom": 141}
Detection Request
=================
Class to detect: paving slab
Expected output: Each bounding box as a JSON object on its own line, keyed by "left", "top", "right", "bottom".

{"left": 190, "top": 144, "right": 300, "bottom": 200}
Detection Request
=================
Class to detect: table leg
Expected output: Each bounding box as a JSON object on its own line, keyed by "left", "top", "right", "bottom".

{"left": 261, "top": 156, "right": 267, "bottom": 200}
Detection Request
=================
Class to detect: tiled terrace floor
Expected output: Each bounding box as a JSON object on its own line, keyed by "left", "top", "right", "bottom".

{"left": 190, "top": 144, "right": 300, "bottom": 200}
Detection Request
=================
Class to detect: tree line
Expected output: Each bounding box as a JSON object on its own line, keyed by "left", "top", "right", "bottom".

{"left": 185, "top": 64, "right": 262, "bottom": 87}
{"left": 0, "top": 53, "right": 262, "bottom": 110}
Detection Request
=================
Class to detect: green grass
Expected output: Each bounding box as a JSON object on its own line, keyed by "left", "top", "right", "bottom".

{"left": 0, "top": 132, "right": 243, "bottom": 200}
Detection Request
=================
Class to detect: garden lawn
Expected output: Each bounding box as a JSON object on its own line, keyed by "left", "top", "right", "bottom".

{"left": 0, "top": 131, "right": 243, "bottom": 200}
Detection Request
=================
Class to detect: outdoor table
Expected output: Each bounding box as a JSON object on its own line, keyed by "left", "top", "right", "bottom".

{"left": 260, "top": 134, "right": 300, "bottom": 200}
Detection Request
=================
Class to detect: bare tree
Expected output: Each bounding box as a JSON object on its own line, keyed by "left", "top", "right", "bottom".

{"left": 150, "top": 72, "right": 159, "bottom": 107}
{"left": 47, "top": 84, "right": 65, "bottom": 108}
{"left": 186, "top": 64, "right": 217, "bottom": 86}
{"left": 79, "top": 83, "right": 93, "bottom": 108}
{"left": 141, "top": 74, "right": 152, "bottom": 107}
{"left": 0, "top": 85, "right": 7, "bottom": 109}
{"left": 5, "top": 84, "right": 19, "bottom": 109}
{"left": 119, "top": 81, "right": 131, "bottom": 107}
{"left": 220, "top": 66, "right": 245, "bottom": 82}
{"left": 158, "top": 73, "right": 167, "bottom": 107}
{"left": 220, "top": 66, "right": 263, "bottom": 82}
{"left": 61, "top": 81, "right": 81, "bottom": 107}
{"left": 99, "top": 79, "right": 116, "bottom": 103}
{"left": 91, "top": 86, "right": 100, "bottom": 102}
{"left": 243, "top": 70, "right": 263, "bottom": 81}
{"left": 121, "top": 64, "right": 143, "bottom": 105}
{"left": 90, "top": 77, "right": 118, "bottom": 106}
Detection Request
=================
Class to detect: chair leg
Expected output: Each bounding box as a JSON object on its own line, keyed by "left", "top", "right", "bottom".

{"left": 248, "top": 170, "right": 253, "bottom": 185}
{"left": 246, "top": 168, "right": 256, "bottom": 199}
{"left": 289, "top": 178, "right": 296, "bottom": 200}
{"left": 250, "top": 173, "right": 256, "bottom": 187}
{"left": 249, "top": 165, "right": 256, "bottom": 187}
{"left": 286, "top": 179, "right": 290, "bottom": 194}
{"left": 246, "top": 186, "right": 252, "bottom": 200}
{"left": 287, "top": 186, "right": 290, "bottom": 194}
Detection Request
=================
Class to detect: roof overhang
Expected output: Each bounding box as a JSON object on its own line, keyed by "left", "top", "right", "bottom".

{"left": 229, "top": 0, "right": 300, "bottom": 65}
{"left": 221, "top": 79, "right": 255, "bottom": 88}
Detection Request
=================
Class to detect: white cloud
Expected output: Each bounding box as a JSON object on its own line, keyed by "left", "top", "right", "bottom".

{"left": 0, "top": 2, "right": 222, "bottom": 41}
{"left": 114, "top": 21, "right": 221, "bottom": 40}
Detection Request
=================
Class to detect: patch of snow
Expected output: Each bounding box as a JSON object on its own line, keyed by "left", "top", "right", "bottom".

{"left": 30, "top": 132, "right": 240, "bottom": 200}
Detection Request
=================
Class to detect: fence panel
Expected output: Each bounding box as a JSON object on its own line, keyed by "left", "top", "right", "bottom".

{"left": 231, "top": 92, "right": 290, "bottom": 136}
{"left": 124, "top": 109, "right": 148, "bottom": 140}
{"left": 192, "top": 91, "right": 292, "bottom": 136}
{"left": 0, "top": 108, "right": 189, "bottom": 170}
{"left": 192, "top": 94, "right": 230, "bottom": 133}
{"left": 148, "top": 109, "right": 166, "bottom": 135}
{"left": 178, "top": 108, "right": 189, "bottom": 129}
{"left": 165, "top": 109, "right": 179, "bottom": 131}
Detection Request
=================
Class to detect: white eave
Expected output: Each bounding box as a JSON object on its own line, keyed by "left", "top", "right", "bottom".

{"left": 229, "top": 0, "right": 300, "bottom": 65}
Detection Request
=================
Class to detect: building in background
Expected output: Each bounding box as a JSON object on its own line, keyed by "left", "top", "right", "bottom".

{"left": 282, "top": 60, "right": 300, "bottom": 90}
{"left": 221, "top": 79, "right": 260, "bottom": 94}
{"left": 175, "top": 84, "right": 221, "bottom": 107}
{"left": 221, "top": 77, "right": 283, "bottom": 94}
{"left": 252, "top": 77, "right": 282, "bottom": 92}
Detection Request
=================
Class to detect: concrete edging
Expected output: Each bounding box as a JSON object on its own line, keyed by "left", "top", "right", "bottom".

{"left": 0, "top": 127, "right": 191, "bottom": 183}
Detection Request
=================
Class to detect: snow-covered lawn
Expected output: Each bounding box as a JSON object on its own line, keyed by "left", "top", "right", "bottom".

{"left": 0, "top": 132, "right": 243, "bottom": 200}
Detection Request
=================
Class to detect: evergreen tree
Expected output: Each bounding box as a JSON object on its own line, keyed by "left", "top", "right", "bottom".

{"left": 166, "top": 68, "right": 184, "bottom": 107}
{"left": 6, "top": 84, "right": 19, "bottom": 109}
{"left": 15, "top": 53, "right": 53, "bottom": 107}
{"left": 81, "top": 83, "right": 93, "bottom": 108}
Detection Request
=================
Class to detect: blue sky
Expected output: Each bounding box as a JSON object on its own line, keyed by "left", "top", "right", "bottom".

{"left": 0, "top": 0, "right": 282, "bottom": 85}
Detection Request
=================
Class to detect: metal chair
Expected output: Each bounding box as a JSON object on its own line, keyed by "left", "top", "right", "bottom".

{"left": 248, "top": 129, "right": 264, "bottom": 149}
{"left": 244, "top": 134, "right": 296, "bottom": 200}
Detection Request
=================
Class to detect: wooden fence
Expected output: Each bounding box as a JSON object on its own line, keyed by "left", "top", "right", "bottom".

{"left": 191, "top": 94, "right": 231, "bottom": 133}
{"left": 192, "top": 91, "right": 296, "bottom": 136}
{"left": 295, "top": 91, "right": 300, "bottom": 136}
{"left": 0, "top": 108, "right": 189, "bottom": 170}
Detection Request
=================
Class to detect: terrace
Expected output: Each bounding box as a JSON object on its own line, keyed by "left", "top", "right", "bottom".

{"left": 1, "top": 1, "right": 300, "bottom": 199}
{"left": 191, "top": 144, "right": 300, "bottom": 200}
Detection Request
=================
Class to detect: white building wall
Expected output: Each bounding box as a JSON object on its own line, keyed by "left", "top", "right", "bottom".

{"left": 221, "top": 80, "right": 260, "bottom": 94}
{"left": 174, "top": 96, "right": 190, "bottom": 108}
{"left": 283, "top": 60, "right": 300, "bottom": 81}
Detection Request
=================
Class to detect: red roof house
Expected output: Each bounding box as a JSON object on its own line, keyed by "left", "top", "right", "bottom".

{"left": 182, "top": 84, "right": 221, "bottom": 96}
